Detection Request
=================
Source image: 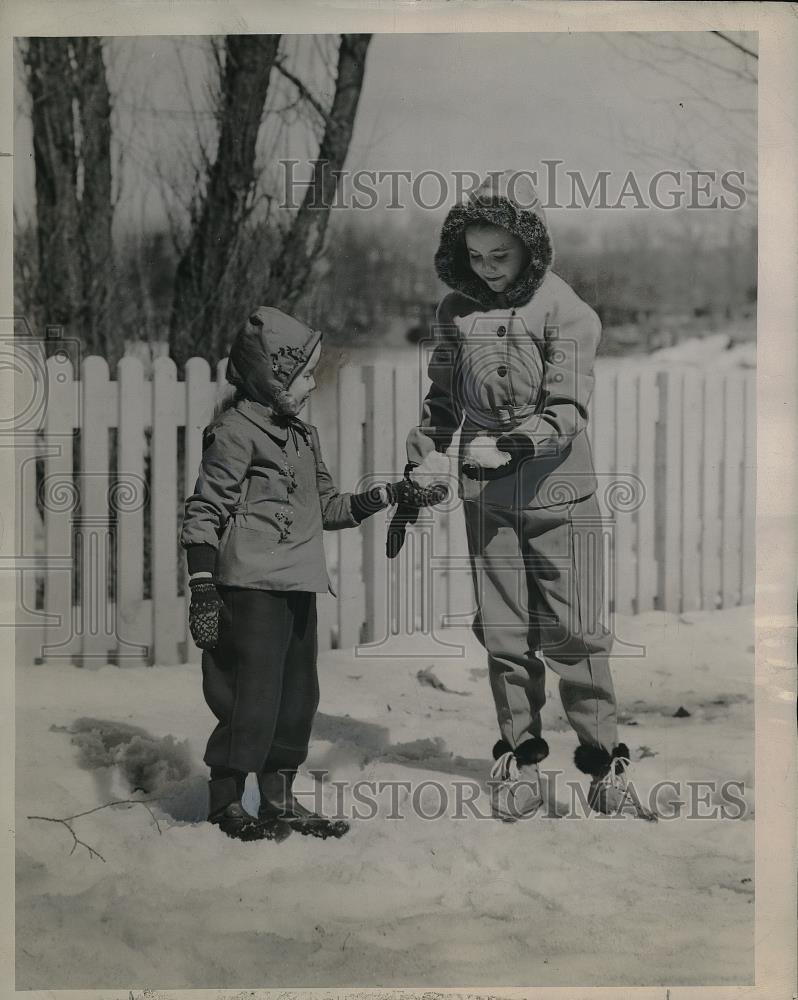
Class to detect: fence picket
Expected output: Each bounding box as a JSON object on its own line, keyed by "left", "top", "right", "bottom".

{"left": 79, "top": 357, "right": 113, "bottom": 665}
{"left": 17, "top": 341, "right": 57, "bottom": 665}
{"left": 591, "top": 367, "right": 616, "bottom": 506}
{"left": 116, "top": 357, "right": 148, "bottom": 665}
{"left": 362, "top": 365, "right": 393, "bottom": 646}
{"left": 681, "top": 371, "right": 703, "bottom": 611}
{"left": 42, "top": 355, "right": 75, "bottom": 662}
{"left": 184, "top": 358, "right": 214, "bottom": 665}
{"left": 613, "top": 373, "right": 637, "bottom": 615}
{"left": 721, "top": 373, "right": 745, "bottom": 607}
{"left": 17, "top": 432, "right": 42, "bottom": 667}
{"left": 591, "top": 368, "right": 616, "bottom": 613}
{"left": 215, "top": 359, "right": 230, "bottom": 409}
{"left": 336, "top": 366, "right": 365, "bottom": 647}
{"left": 700, "top": 374, "right": 724, "bottom": 610}
{"left": 656, "top": 370, "right": 684, "bottom": 612}
{"left": 152, "top": 357, "right": 180, "bottom": 664}
{"left": 586, "top": 369, "right": 596, "bottom": 452}
{"left": 635, "top": 369, "right": 658, "bottom": 612}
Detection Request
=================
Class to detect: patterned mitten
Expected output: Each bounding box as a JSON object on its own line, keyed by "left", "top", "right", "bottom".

{"left": 386, "top": 466, "right": 449, "bottom": 559}
{"left": 385, "top": 475, "right": 449, "bottom": 509}
{"left": 188, "top": 578, "right": 227, "bottom": 651}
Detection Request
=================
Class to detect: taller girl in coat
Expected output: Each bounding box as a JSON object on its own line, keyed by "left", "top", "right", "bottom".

{"left": 406, "top": 171, "right": 655, "bottom": 820}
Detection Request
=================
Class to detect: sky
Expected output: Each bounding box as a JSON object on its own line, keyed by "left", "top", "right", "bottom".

{"left": 351, "top": 33, "right": 753, "bottom": 180}
{"left": 14, "top": 31, "right": 757, "bottom": 240}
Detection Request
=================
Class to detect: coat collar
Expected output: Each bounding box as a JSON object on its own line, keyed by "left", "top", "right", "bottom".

{"left": 235, "top": 399, "right": 313, "bottom": 449}
{"left": 235, "top": 399, "right": 290, "bottom": 443}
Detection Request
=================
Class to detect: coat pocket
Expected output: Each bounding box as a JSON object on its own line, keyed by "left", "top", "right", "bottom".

{"left": 234, "top": 500, "right": 294, "bottom": 542}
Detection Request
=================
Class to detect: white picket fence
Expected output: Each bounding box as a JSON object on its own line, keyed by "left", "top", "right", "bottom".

{"left": 15, "top": 352, "right": 755, "bottom": 667}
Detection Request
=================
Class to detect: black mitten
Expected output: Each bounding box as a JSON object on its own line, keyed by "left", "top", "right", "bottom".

{"left": 495, "top": 432, "right": 532, "bottom": 461}
{"left": 188, "top": 578, "right": 228, "bottom": 651}
{"left": 386, "top": 502, "right": 420, "bottom": 559}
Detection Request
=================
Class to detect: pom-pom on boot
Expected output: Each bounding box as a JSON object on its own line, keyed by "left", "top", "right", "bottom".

{"left": 574, "top": 743, "right": 658, "bottom": 821}
{"left": 488, "top": 736, "right": 548, "bottom": 821}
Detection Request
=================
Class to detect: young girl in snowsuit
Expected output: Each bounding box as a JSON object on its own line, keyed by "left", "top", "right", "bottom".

{"left": 406, "top": 172, "right": 655, "bottom": 820}
{"left": 181, "top": 307, "right": 397, "bottom": 841}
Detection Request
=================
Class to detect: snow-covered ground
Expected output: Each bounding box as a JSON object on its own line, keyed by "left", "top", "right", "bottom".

{"left": 16, "top": 604, "right": 754, "bottom": 990}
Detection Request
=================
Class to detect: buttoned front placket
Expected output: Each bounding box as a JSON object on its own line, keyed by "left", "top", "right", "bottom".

{"left": 494, "top": 308, "right": 518, "bottom": 428}
{"left": 273, "top": 421, "right": 317, "bottom": 545}
{"left": 275, "top": 434, "right": 300, "bottom": 542}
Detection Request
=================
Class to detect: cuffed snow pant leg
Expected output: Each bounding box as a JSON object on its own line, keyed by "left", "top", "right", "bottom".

{"left": 262, "top": 593, "right": 319, "bottom": 772}
{"left": 521, "top": 493, "right": 617, "bottom": 753}
{"left": 201, "top": 589, "right": 318, "bottom": 774}
{"left": 464, "top": 500, "right": 547, "bottom": 748}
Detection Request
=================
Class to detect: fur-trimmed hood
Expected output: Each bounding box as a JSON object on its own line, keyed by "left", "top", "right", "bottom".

{"left": 434, "top": 171, "right": 554, "bottom": 309}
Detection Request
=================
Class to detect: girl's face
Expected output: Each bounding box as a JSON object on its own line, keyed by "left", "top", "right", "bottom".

{"left": 465, "top": 223, "right": 527, "bottom": 293}
{"left": 284, "top": 340, "right": 321, "bottom": 412}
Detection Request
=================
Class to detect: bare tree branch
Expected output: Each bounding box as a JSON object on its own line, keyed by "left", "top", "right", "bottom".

{"left": 268, "top": 34, "right": 372, "bottom": 312}
{"left": 28, "top": 797, "right": 165, "bottom": 863}
{"left": 599, "top": 32, "right": 757, "bottom": 200}
{"left": 712, "top": 30, "right": 758, "bottom": 61}
{"left": 28, "top": 814, "right": 107, "bottom": 862}
{"left": 274, "top": 59, "right": 329, "bottom": 123}
{"left": 172, "top": 38, "right": 215, "bottom": 180}
{"left": 626, "top": 31, "right": 757, "bottom": 83}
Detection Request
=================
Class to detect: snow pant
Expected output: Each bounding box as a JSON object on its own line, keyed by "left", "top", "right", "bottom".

{"left": 463, "top": 494, "right": 618, "bottom": 754}
{"left": 201, "top": 588, "right": 319, "bottom": 775}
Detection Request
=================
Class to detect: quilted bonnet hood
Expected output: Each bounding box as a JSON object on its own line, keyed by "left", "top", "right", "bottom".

{"left": 226, "top": 306, "right": 322, "bottom": 409}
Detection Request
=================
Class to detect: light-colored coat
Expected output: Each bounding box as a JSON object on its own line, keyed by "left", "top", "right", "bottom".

{"left": 407, "top": 271, "right": 601, "bottom": 509}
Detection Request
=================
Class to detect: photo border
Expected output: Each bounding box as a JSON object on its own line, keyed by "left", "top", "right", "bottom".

{"left": 1, "top": 2, "right": 794, "bottom": 998}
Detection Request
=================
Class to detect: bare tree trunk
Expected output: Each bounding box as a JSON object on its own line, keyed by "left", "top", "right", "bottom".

{"left": 168, "top": 34, "right": 281, "bottom": 369}
{"left": 73, "top": 38, "right": 114, "bottom": 359}
{"left": 268, "top": 34, "right": 371, "bottom": 312}
{"left": 23, "top": 37, "right": 115, "bottom": 359}
{"left": 24, "top": 38, "right": 82, "bottom": 346}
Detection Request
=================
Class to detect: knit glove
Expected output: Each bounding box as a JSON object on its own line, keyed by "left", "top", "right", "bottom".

{"left": 188, "top": 578, "right": 229, "bottom": 651}
{"left": 386, "top": 466, "right": 449, "bottom": 559}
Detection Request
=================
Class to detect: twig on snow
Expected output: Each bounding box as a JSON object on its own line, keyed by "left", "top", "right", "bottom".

{"left": 26, "top": 814, "right": 107, "bottom": 862}
{"left": 27, "top": 796, "right": 165, "bottom": 862}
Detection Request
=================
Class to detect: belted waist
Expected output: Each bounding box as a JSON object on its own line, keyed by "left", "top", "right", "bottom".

{"left": 464, "top": 401, "right": 539, "bottom": 432}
